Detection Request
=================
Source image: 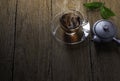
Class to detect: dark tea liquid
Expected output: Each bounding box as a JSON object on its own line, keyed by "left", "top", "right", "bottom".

{"left": 60, "top": 12, "right": 84, "bottom": 43}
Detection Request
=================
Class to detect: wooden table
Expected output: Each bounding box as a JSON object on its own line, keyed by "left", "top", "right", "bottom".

{"left": 0, "top": 0, "right": 120, "bottom": 81}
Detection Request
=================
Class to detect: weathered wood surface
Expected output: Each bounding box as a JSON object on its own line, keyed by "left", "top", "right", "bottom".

{"left": 0, "top": 0, "right": 120, "bottom": 81}
{"left": 0, "top": 0, "right": 16, "bottom": 81}
{"left": 13, "top": 0, "right": 52, "bottom": 81}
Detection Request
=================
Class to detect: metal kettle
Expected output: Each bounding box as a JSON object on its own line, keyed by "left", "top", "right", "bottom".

{"left": 92, "top": 19, "right": 120, "bottom": 44}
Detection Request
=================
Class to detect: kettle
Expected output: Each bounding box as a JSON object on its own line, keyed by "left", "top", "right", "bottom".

{"left": 92, "top": 19, "right": 120, "bottom": 44}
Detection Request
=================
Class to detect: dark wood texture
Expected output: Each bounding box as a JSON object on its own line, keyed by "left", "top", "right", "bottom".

{"left": 13, "top": 0, "right": 52, "bottom": 81}
{"left": 0, "top": 0, "right": 16, "bottom": 81}
{"left": 0, "top": 0, "right": 120, "bottom": 81}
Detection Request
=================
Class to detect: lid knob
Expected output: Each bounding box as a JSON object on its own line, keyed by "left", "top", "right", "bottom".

{"left": 103, "top": 25, "right": 109, "bottom": 32}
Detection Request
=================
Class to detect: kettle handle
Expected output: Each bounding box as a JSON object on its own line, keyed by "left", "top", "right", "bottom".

{"left": 113, "top": 37, "right": 120, "bottom": 44}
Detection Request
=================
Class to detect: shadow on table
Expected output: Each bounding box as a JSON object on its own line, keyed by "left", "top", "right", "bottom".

{"left": 93, "top": 41, "right": 120, "bottom": 55}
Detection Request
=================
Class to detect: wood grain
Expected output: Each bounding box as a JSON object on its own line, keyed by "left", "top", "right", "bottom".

{"left": 51, "top": 0, "right": 92, "bottom": 81}
{"left": 0, "top": 0, "right": 16, "bottom": 81}
{"left": 87, "top": 0, "right": 120, "bottom": 81}
{"left": 0, "top": 0, "right": 120, "bottom": 81}
{"left": 13, "top": 0, "right": 52, "bottom": 81}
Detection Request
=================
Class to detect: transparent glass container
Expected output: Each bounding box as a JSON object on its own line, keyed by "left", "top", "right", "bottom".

{"left": 51, "top": 9, "right": 90, "bottom": 45}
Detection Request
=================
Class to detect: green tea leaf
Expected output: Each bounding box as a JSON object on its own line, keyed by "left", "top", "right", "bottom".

{"left": 100, "top": 6, "right": 115, "bottom": 19}
{"left": 83, "top": 2, "right": 104, "bottom": 10}
{"left": 83, "top": 2, "right": 116, "bottom": 19}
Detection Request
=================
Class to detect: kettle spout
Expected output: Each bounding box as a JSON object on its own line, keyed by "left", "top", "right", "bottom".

{"left": 92, "top": 35, "right": 101, "bottom": 42}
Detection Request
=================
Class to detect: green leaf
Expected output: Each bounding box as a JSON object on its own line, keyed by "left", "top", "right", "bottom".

{"left": 83, "top": 2, "right": 104, "bottom": 10}
{"left": 100, "top": 6, "right": 115, "bottom": 19}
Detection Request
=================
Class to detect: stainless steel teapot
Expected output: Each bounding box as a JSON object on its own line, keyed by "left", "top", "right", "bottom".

{"left": 92, "top": 19, "right": 120, "bottom": 44}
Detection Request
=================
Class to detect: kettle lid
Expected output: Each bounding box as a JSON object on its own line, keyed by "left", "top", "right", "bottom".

{"left": 93, "top": 20, "right": 116, "bottom": 39}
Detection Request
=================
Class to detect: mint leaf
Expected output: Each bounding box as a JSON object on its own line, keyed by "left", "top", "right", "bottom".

{"left": 100, "top": 6, "right": 115, "bottom": 19}
{"left": 83, "top": 2, "right": 104, "bottom": 10}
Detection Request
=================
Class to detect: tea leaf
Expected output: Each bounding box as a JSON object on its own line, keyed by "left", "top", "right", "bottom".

{"left": 83, "top": 2, "right": 104, "bottom": 10}
{"left": 100, "top": 6, "right": 115, "bottom": 19}
{"left": 83, "top": 2, "right": 115, "bottom": 19}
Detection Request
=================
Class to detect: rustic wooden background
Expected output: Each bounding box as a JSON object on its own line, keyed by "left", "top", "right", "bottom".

{"left": 0, "top": 0, "right": 120, "bottom": 81}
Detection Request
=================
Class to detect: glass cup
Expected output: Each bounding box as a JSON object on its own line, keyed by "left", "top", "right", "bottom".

{"left": 51, "top": 9, "right": 90, "bottom": 45}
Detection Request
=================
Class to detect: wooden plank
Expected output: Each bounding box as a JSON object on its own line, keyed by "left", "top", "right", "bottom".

{"left": 13, "top": 0, "right": 52, "bottom": 81}
{"left": 0, "top": 0, "right": 16, "bottom": 81}
{"left": 87, "top": 0, "right": 120, "bottom": 81}
{"left": 51, "top": 0, "right": 92, "bottom": 81}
